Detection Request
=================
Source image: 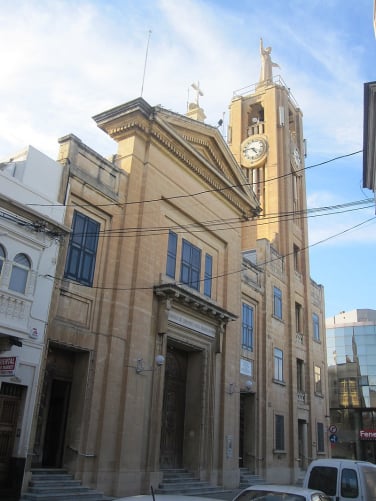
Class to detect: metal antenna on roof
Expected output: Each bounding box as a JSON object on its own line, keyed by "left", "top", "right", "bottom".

{"left": 141, "top": 30, "right": 152, "bottom": 97}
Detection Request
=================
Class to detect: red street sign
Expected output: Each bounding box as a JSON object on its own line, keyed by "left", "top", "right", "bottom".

{"left": 0, "top": 356, "right": 17, "bottom": 376}
{"left": 360, "top": 430, "right": 376, "bottom": 440}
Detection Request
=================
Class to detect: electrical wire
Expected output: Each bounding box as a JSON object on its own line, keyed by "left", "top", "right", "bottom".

{"left": 44, "top": 215, "right": 376, "bottom": 292}
{"left": 27, "top": 197, "right": 372, "bottom": 240}
{"left": 23, "top": 150, "right": 363, "bottom": 209}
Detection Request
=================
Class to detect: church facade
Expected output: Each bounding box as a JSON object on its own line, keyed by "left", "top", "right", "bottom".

{"left": 21, "top": 47, "right": 328, "bottom": 497}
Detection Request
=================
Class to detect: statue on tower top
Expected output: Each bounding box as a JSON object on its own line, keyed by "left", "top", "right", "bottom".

{"left": 259, "top": 38, "right": 280, "bottom": 84}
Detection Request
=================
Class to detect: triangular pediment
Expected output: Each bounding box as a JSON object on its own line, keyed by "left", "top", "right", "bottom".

{"left": 155, "top": 108, "right": 260, "bottom": 213}
{"left": 93, "top": 97, "right": 261, "bottom": 217}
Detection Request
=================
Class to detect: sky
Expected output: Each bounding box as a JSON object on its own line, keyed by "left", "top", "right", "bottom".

{"left": 0, "top": 0, "right": 375, "bottom": 319}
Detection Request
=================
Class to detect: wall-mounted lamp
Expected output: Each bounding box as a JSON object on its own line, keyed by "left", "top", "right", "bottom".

{"left": 131, "top": 355, "right": 165, "bottom": 374}
{"left": 227, "top": 380, "right": 253, "bottom": 394}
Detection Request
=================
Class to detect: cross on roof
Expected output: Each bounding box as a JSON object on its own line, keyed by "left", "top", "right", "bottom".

{"left": 191, "top": 81, "right": 204, "bottom": 106}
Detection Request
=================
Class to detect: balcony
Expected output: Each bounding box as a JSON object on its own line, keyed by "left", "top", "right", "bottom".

{"left": 248, "top": 122, "right": 265, "bottom": 136}
{"left": 0, "top": 289, "right": 31, "bottom": 332}
{"left": 296, "top": 332, "right": 304, "bottom": 345}
{"left": 297, "top": 391, "right": 306, "bottom": 404}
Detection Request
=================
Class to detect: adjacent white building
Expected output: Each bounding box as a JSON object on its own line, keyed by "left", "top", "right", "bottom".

{"left": 0, "top": 146, "right": 67, "bottom": 499}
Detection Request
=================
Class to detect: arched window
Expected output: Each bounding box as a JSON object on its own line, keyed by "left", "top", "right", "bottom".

{"left": 9, "top": 253, "right": 31, "bottom": 294}
{"left": 0, "top": 245, "right": 5, "bottom": 276}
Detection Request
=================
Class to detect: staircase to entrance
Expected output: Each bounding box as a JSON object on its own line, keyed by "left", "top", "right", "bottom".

{"left": 239, "top": 467, "right": 266, "bottom": 489}
{"left": 155, "top": 468, "right": 229, "bottom": 496}
{"left": 155, "top": 468, "right": 265, "bottom": 497}
{"left": 20, "top": 469, "right": 113, "bottom": 501}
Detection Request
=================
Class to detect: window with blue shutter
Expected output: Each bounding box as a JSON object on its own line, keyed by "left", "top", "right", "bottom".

{"left": 180, "top": 239, "right": 201, "bottom": 291}
{"left": 64, "top": 211, "right": 99, "bottom": 286}
{"left": 166, "top": 230, "right": 177, "bottom": 278}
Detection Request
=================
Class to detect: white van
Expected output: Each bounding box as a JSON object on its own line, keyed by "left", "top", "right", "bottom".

{"left": 303, "top": 458, "right": 376, "bottom": 500}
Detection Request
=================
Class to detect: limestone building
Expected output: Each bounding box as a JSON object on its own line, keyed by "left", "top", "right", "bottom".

{"left": 22, "top": 43, "right": 327, "bottom": 497}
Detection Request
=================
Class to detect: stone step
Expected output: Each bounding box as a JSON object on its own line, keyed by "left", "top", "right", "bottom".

{"left": 156, "top": 468, "right": 224, "bottom": 496}
{"left": 20, "top": 468, "right": 113, "bottom": 501}
{"left": 21, "top": 492, "right": 107, "bottom": 501}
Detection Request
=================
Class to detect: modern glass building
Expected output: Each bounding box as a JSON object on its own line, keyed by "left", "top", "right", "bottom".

{"left": 326, "top": 309, "right": 376, "bottom": 462}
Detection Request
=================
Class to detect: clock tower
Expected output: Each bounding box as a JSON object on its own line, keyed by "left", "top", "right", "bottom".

{"left": 228, "top": 42, "right": 306, "bottom": 257}
{"left": 228, "top": 39, "right": 328, "bottom": 482}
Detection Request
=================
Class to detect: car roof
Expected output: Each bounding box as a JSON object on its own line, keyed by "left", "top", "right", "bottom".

{"left": 115, "top": 495, "right": 223, "bottom": 501}
{"left": 308, "top": 458, "right": 376, "bottom": 467}
{"left": 240, "top": 484, "right": 326, "bottom": 494}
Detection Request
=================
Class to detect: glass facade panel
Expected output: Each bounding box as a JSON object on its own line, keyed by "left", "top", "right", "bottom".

{"left": 327, "top": 313, "right": 376, "bottom": 462}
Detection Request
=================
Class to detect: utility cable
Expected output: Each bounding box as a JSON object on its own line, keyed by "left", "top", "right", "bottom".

{"left": 44, "top": 215, "right": 376, "bottom": 292}
{"left": 23, "top": 150, "right": 363, "bottom": 209}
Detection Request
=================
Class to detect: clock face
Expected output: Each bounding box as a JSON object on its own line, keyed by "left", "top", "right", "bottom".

{"left": 242, "top": 138, "right": 267, "bottom": 164}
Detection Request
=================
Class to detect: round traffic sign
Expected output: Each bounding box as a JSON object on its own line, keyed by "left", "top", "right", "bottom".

{"left": 329, "top": 434, "right": 338, "bottom": 443}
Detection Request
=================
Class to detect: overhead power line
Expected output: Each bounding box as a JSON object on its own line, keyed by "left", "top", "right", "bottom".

{"left": 44, "top": 215, "right": 376, "bottom": 292}
{"left": 23, "top": 150, "right": 363, "bottom": 210}
{"left": 26, "top": 197, "right": 371, "bottom": 240}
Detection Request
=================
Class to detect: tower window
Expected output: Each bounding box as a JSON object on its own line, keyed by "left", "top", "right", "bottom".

{"left": 293, "top": 244, "right": 300, "bottom": 273}
{"left": 273, "top": 286, "right": 282, "bottom": 319}
{"left": 317, "top": 422, "right": 325, "bottom": 453}
{"left": 313, "top": 313, "right": 320, "bottom": 341}
{"left": 297, "top": 358, "right": 305, "bottom": 393}
{"left": 275, "top": 414, "right": 285, "bottom": 451}
{"left": 314, "top": 365, "right": 322, "bottom": 394}
{"left": 295, "top": 302, "right": 303, "bottom": 333}
{"left": 274, "top": 348, "right": 284, "bottom": 382}
{"left": 242, "top": 303, "right": 254, "bottom": 350}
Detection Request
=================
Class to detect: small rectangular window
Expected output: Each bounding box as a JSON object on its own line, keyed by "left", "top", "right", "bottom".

{"left": 293, "top": 244, "right": 300, "bottom": 272}
{"left": 313, "top": 313, "right": 320, "bottom": 341}
{"left": 64, "top": 211, "right": 100, "bottom": 286}
{"left": 297, "top": 358, "right": 304, "bottom": 393}
{"left": 242, "top": 303, "right": 254, "bottom": 350}
{"left": 275, "top": 414, "right": 285, "bottom": 451}
{"left": 166, "top": 230, "right": 177, "bottom": 278}
{"left": 273, "top": 286, "right": 282, "bottom": 319}
{"left": 295, "top": 302, "right": 302, "bottom": 333}
{"left": 274, "top": 348, "right": 283, "bottom": 382}
{"left": 315, "top": 365, "right": 322, "bottom": 394}
{"left": 317, "top": 422, "right": 325, "bottom": 452}
{"left": 204, "top": 253, "right": 212, "bottom": 297}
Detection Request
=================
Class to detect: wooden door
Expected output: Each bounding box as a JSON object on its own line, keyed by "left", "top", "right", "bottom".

{"left": 42, "top": 379, "right": 71, "bottom": 467}
{"left": 160, "top": 348, "right": 187, "bottom": 469}
{"left": 0, "top": 383, "right": 22, "bottom": 487}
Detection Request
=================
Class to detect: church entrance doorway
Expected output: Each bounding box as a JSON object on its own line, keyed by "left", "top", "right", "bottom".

{"left": 159, "top": 342, "right": 204, "bottom": 471}
{"left": 160, "top": 346, "right": 187, "bottom": 469}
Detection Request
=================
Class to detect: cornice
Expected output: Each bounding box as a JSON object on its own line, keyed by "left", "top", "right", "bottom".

{"left": 154, "top": 282, "right": 237, "bottom": 323}
{"left": 93, "top": 99, "right": 260, "bottom": 217}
